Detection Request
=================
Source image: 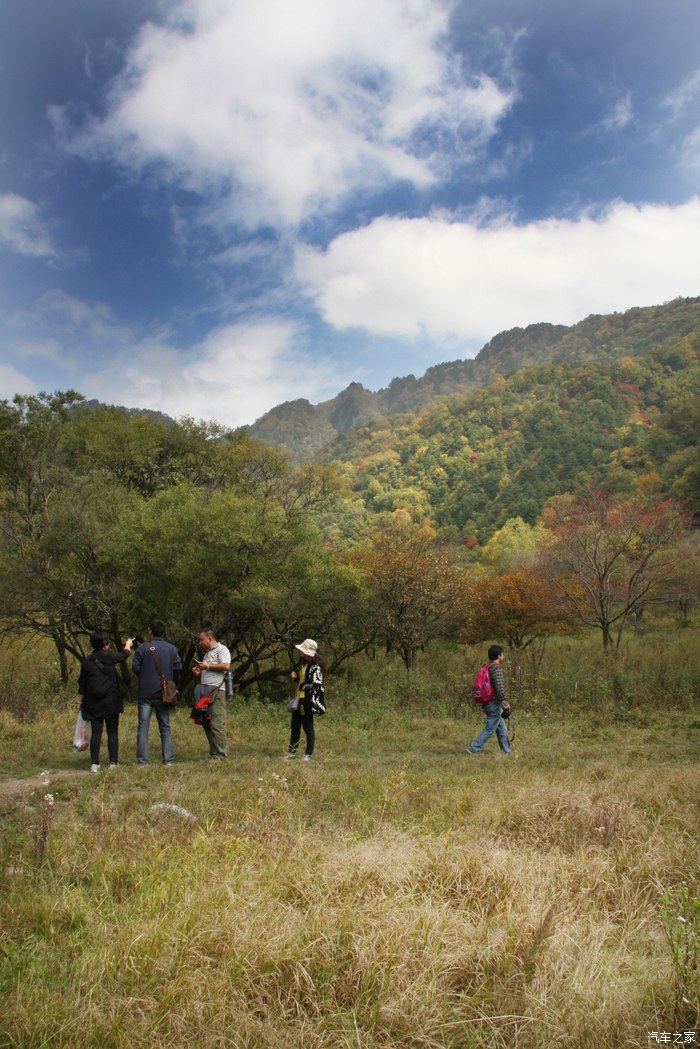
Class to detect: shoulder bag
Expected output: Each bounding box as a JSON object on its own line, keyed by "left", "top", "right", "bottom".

{"left": 149, "top": 645, "right": 179, "bottom": 707}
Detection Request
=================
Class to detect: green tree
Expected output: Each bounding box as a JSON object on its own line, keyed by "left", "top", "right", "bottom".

{"left": 0, "top": 391, "right": 92, "bottom": 680}
{"left": 64, "top": 406, "right": 229, "bottom": 495}
{"left": 119, "top": 452, "right": 350, "bottom": 693}
{"left": 478, "top": 517, "right": 549, "bottom": 573}
{"left": 0, "top": 398, "right": 351, "bottom": 694}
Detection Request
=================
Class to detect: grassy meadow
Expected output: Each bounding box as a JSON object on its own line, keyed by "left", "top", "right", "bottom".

{"left": 0, "top": 632, "right": 698, "bottom": 1048}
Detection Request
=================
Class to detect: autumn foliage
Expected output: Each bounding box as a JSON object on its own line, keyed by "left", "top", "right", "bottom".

{"left": 354, "top": 521, "right": 467, "bottom": 670}
{"left": 462, "top": 567, "right": 576, "bottom": 649}
{"left": 542, "top": 492, "right": 687, "bottom": 649}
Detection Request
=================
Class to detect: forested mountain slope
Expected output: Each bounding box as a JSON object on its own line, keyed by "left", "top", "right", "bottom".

{"left": 324, "top": 340, "right": 700, "bottom": 543}
{"left": 247, "top": 296, "right": 700, "bottom": 458}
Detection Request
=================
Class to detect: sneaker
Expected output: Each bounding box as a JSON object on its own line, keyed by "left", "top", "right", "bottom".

{"left": 302, "top": 754, "right": 313, "bottom": 762}
{"left": 109, "top": 763, "right": 118, "bottom": 769}
{"left": 283, "top": 753, "right": 296, "bottom": 760}
{"left": 90, "top": 764, "right": 100, "bottom": 773}
{"left": 466, "top": 748, "right": 481, "bottom": 756}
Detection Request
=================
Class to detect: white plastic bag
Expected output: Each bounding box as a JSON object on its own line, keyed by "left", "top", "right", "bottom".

{"left": 73, "top": 711, "right": 89, "bottom": 752}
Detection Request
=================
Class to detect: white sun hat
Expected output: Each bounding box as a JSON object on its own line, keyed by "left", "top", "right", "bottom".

{"left": 295, "top": 638, "right": 318, "bottom": 658}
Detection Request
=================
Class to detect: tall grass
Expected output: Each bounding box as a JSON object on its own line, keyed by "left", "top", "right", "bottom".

{"left": 0, "top": 631, "right": 698, "bottom": 1047}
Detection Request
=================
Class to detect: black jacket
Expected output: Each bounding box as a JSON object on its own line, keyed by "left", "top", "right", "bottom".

{"left": 78, "top": 649, "right": 129, "bottom": 720}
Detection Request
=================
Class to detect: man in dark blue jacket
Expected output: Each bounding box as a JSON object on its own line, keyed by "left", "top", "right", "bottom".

{"left": 132, "top": 619, "right": 182, "bottom": 765}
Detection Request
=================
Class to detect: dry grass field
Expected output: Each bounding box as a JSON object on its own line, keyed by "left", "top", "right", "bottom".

{"left": 0, "top": 660, "right": 698, "bottom": 1049}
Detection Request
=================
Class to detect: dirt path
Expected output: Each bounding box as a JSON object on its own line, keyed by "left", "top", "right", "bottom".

{"left": 0, "top": 769, "right": 83, "bottom": 806}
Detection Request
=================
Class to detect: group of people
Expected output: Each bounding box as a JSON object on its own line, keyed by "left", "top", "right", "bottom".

{"left": 77, "top": 622, "right": 328, "bottom": 770}
{"left": 78, "top": 620, "right": 232, "bottom": 769}
{"left": 78, "top": 624, "right": 511, "bottom": 770}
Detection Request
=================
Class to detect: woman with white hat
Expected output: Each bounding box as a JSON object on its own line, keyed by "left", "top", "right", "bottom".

{"left": 284, "top": 638, "right": 326, "bottom": 761}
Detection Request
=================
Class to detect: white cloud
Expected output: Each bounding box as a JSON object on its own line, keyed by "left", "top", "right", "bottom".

{"left": 9, "top": 287, "right": 347, "bottom": 425}
{"left": 0, "top": 193, "right": 56, "bottom": 258}
{"left": 15, "top": 338, "right": 67, "bottom": 366}
{"left": 38, "top": 289, "right": 127, "bottom": 334}
{"left": 80, "top": 318, "right": 344, "bottom": 427}
{"left": 661, "top": 68, "right": 700, "bottom": 121}
{"left": 0, "top": 364, "right": 37, "bottom": 399}
{"left": 602, "top": 92, "right": 632, "bottom": 131}
{"left": 294, "top": 197, "right": 700, "bottom": 342}
{"left": 682, "top": 126, "right": 700, "bottom": 175}
{"left": 57, "top": 0, "right": 515, "bottom": 228}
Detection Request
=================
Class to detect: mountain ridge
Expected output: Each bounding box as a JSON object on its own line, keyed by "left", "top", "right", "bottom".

{"left": 246, "top": 296, "right": 700, "bottom": 457}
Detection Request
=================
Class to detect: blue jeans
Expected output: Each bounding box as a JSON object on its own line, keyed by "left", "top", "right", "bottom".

{"left": 137, "top": 694, "right": 175, "bottom": 764}
{"left": 469, "top": 700, "right": 511, "bottom": 753}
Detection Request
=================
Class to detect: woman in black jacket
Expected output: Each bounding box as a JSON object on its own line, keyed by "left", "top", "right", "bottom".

{"left": 78, "top": 631, "right": 134, "bottom": 772}
{"left": 284, "top": 638, "right": 326, "bottom": 762}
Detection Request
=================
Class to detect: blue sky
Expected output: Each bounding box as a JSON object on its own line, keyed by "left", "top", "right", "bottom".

{"left": 1, "top": 0, "right": 699, "bottom": 428}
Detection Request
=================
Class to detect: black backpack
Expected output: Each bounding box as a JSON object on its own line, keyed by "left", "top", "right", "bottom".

{"left": 84, "top": 652, "right": 118, "bottom": 700}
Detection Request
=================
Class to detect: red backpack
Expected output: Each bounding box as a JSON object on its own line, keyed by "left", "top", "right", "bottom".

{"left": 190, "top": 694, "right": 213, "bottom": 726}
{"left": 471, "top": 662, "right": 496, "bottom": 704}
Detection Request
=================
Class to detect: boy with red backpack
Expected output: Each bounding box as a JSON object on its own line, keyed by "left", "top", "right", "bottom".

{"left": 467, "top": 644, "right": 512, "bottom": 755}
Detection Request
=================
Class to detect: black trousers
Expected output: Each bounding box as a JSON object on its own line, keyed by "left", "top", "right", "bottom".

{"left": 89, "top": 715, "right": 119, "bottom": 765}
{"left": 289, "top": 707, "right": 315, "bottom": 756}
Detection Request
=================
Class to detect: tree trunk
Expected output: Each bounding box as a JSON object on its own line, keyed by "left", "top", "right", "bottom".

{"left": 57, "top": 639, "right": 69, "bottom": 685}
{"left": 403, "top": 645, "right": 417, "bottom": 672}
{"left": 51, "top": 622, "right": 70, "bottom": 684}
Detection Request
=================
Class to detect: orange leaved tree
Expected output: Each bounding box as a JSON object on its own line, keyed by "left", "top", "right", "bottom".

{"left": 542, "top": 492, "right": 687, "bottom": 650}
{"left": 462, "top": 567, "right": 576, "bottom": 650}
{"left": 355, "top": 519, "right": 467, "bottom": 671}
